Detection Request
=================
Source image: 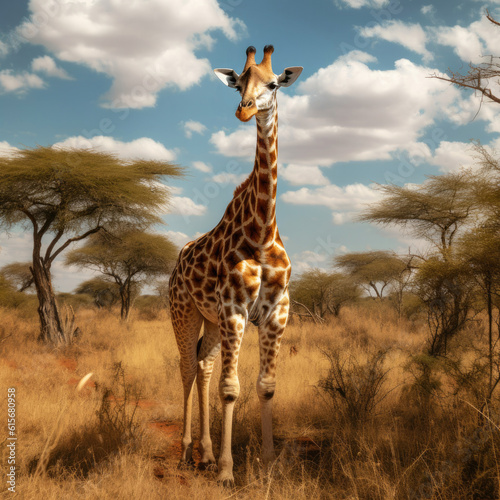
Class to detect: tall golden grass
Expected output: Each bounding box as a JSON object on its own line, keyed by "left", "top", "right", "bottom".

{"left": 1, "top": 303, "right": 498, "bottom": 499}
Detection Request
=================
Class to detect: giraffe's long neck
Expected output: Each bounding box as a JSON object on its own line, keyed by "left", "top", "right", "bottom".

{"left": 248, "top": 94, "right": 278, "bottom": 242}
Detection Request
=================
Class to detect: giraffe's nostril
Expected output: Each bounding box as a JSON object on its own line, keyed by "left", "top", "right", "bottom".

{"left": 245, "top": 100, "right": 253, "bottom": 108}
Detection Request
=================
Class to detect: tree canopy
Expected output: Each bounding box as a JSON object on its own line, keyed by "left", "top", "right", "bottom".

{"left": 289, "top": 269, "right": 360, "bottom": 320}
{"left": 357, "top": 173, "right": 477, "bottom": 256}
{"left": 0, "top": 262, "right": 34, "bottom": 292}
{"left": 334, "top": 250, "right": 409, "bottom": 300}
{"left": 66, "top": 229, "right": 178, "bottom": 319}
{"left": 0, "top": 146, "right": 183, "bottom": 343}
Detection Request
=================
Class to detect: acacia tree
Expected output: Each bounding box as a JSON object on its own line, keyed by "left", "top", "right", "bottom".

{"left": 358, "top": 173, "right": 476, "bottom": 258}
{"left": 0, "top": 146, "right": 183, "bottom": 344}
{"left": 333, "top": 250, "right": 410, "bottom": 300}
{"left": 74, "top": 277, "right": 122, "bottom": 310}
{"left": 66, "top": 229, "right": 178, "bottom": 320}
{"left": 458, "top": 227, "right": 500, "bottom": 394}
{"left": 289, "top": 269, "right": 360, "bottom": 319}
{"left": 358, "top": 173, "right": 478, "bottom": 355}
{"left": 414, "top": 257, "right": 475, "bottom": 355}
{"left": 0, "top": 262, "right": 34, "bottom": 292}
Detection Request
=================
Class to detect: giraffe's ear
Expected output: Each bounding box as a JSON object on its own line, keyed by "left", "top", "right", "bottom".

{"left": 214, "top": 68, "right": 240, "bottom": 88}
{"left": 277, "top": 67, "right": 303, "bottom": 87}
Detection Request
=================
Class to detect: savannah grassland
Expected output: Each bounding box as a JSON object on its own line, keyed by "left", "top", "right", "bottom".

{"left": 1, "top": 301, "right": 499, "bottom": 500}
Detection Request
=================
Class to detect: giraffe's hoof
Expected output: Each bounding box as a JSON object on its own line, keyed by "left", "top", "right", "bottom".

{"left": 218, "top": 478, "right": 235, "bottom": 489}
{"left": 198, "top": 460, "right": 217, "bottom": 472}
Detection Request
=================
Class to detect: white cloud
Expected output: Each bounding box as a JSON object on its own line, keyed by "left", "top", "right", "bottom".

{"left": 335, "top": 0, "right": 389, "bottom": 8}
{"left": 167, "top": 196, "right": 207, "bottom": 216}
{"left": 427, "top": 141, "right": 476, "bottom": 172}
{"left": 281, "top": 183, "right": 382, "bottom": 224}
{"left": 210, "top": 172, "right": 248, "bottom": 185}
{"left": 290, "top": 250, "right": 329, "bottom": 274}
{"left": 0, "top": 41, "right": 9, "bottom": 57}
{"left": 53, "top": 136, "right": 177, "bottom": 161}
{"left": 359, "top": 20, "right": 432, "bottom": 61}
{"left": 280, "top": 164, "right": 329, "bottom": 186}
{"left": 421, "top": 5, "right": 434, "bottom": 15}
{"left": 210, "top": 126, "right": 255, "bottom": 159}
{"left": 211, "top": 51, "right": 462, "bottom": 167}
{"left": 32, "top": 55, "right": 71, "bottom": 79}
{"left": 16, "top": 0, "right": 244, "bottom": 109}
{"left": 0, "top": 232, "right": 32, "bottom": 267}
{"left": 0, "top": 141, "right": 19, "bottom": 157}
{"left": 184, "top": 120, "right": 207, "bottom": 138}
{"left": 169, "top": 186, "right": 183, "bottom": 196}
{"left": 433, "top": 14, "right": 500, "bottom": 64}
{"left": 296, "top": 250, "right": 328, "bottom": 263}
{"left": 192, "top": 161, "right": 212, "bottom": 173}
{"left": 438, "top": 90, "right": 500, "bottom": 134}
{"left": 163, "top": 230, "right": 191, "bottom": 248}
{"left": 0, "top": 70, "right": 44, "bottom": 93}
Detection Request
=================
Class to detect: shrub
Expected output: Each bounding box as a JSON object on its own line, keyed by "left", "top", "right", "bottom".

{"left": 318, "top": 348, "right": 391, "bottom": 425}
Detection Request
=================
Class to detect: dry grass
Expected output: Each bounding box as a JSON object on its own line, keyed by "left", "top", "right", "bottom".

{"left": 1, "top": 303, "right": 499, "bottom": 499}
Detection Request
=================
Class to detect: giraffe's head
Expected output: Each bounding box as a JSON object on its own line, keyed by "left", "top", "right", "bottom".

{"left": 214, "top": 45, "right": 303, "bottom": 122}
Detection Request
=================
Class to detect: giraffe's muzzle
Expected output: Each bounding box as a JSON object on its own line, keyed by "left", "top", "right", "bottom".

{"left": 236, "top": 101, "right": 258, "bottom": 122}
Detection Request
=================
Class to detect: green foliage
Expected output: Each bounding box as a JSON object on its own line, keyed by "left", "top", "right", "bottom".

{"left": 66, "top": 229, "right": 178, "bottom": 284}
{"left": 414, "top": 257, "right": 475, "bottom": 355}
{"left": 0, "top": 145, "right": 184, "bottom": 342}
{"left": 289, "top": 269, "right": 360, "bottom": 319}
{"left": 0, "top": 274, "right": 29, "bottom": 308}
{"left": 458, "top": 226, "right": 500, "bottom": 298}
{"left": 0, "top": 262, "right": 34, "bottom": 292}
{"left": 472, "top": 142, "right": 500, "bottom": 221}
{"left": 66, "top": 229, "right": 178, "bottom": 319}
{"left": 358, "top": 172, "right": 476, "bottom": 255}
{"left": 0, "top": 146, "right": 184, "bottom": 234}
{"left": 56, "top": 292, "right": 94, "bottom": 310}
{"left": 334, "top": 250, "right": 411, "bottom": 300}
{"left": 74, "top": 277, "right": 122, "bottom": 309}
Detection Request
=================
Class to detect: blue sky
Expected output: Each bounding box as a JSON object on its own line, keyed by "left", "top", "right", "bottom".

{"left": 1, "top": 0, "right": 500, "bottom": 292}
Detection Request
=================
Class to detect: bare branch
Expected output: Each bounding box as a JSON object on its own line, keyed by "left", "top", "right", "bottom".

{"left": 50, "top": 226, "right": 103, "bottom": 264}
{"left": 44, "top": 229, "right": 64, "bottom": 266}
{"left": 486, "top": 9, "right": 500, "bottom": 27}
{"left": 290, "top": 299, "right": 325, "bottom": 324}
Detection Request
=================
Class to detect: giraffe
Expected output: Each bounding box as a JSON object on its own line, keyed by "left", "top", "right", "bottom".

{"left": 169, "top": 45, "right": 302, "bottom": 486}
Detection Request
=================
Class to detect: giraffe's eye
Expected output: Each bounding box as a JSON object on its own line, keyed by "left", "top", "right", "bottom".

{"left": 267, "top": 82, "right": 278, "bottom": 90}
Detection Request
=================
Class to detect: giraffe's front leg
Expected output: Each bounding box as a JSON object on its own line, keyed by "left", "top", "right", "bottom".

{"left": 196, "top": 320, "right": 221, "bottom": 469}
{"left": 217, "top": 310, "right": 246, "bottom": 487}
{"left": 257, "top": 291, "right": 289, "bottom": 466}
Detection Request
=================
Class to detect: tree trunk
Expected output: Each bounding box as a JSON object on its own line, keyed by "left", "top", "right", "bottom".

{"left": 31, "top": 256, "right": 66, "bottom": 345}
{"left": 119, "top": 281, "right": 131, "bottom": 320}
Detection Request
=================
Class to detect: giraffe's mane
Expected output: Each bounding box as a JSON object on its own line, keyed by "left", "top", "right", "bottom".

{"left": 233, "top": 172, "right": 253, "bottom": 197}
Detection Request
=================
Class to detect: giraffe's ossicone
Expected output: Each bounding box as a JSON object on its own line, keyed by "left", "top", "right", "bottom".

{"left": 169, "top": 45, "right": 303, "bottom": 487}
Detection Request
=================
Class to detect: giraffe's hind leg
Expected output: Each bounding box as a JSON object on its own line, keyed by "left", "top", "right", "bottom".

{"left": 196, "top": 320, "right": 221, "bottom": 469}
{"left": 170, "top": 282, "right": 203, "bottom": 465}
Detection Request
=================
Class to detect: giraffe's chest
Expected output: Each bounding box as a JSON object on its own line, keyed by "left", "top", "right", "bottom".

{"left": 181, "top": 238, "right": 290, "bottom": 325}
